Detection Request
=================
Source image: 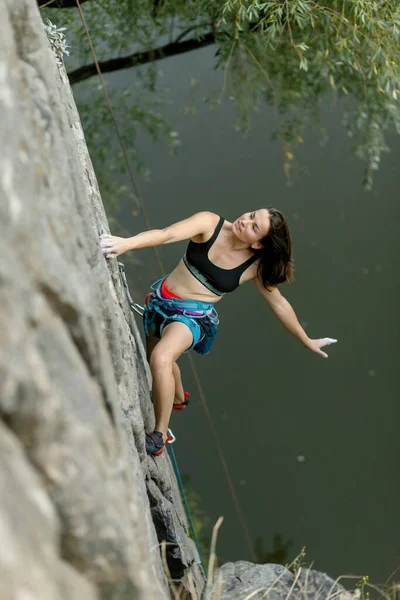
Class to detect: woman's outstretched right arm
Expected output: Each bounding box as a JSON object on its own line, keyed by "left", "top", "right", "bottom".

{"left": 100, "top": 211, "right": 216, "bottom": 258}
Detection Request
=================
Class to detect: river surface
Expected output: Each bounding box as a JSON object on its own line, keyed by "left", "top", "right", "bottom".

{"left": 77, "top": 44, "right": 399, "bottom": 585}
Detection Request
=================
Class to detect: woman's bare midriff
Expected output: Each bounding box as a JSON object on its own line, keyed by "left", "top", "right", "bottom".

{"left": 165, "top": 258, "right": 259, "bottom": 303}
{"left": 165, "top": 260, "right": 222, "bottom": 302}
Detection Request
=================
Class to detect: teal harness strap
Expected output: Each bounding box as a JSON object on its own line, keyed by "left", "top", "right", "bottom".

{"left": 143, "top": 297, "right": 173, "bottom": 336}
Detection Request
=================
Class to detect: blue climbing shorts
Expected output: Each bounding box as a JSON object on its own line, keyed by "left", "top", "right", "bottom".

{"left": 143, "top": 276, "right": 219, "bottom": 355}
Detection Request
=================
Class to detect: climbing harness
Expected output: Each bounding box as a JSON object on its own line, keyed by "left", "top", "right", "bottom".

{"left": 143, "top": 275, "right": 219, "bottom": 355}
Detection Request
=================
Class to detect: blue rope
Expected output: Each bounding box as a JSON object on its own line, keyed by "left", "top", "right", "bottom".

{"left": 167, "top": 440, "right": 207, "bottom": 576}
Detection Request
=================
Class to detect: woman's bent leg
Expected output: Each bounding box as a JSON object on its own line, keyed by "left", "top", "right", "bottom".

{"left": 146, "top": 328, "right": 186, "bottom": 406}
{"left": 172, "top": 362, "right": 185, "bottom": 405}
{"left": 149, "top": 322, "right": 193, "bottom": 440}
{"left": 145, "top": 328, "right": 159, "bottom": 361}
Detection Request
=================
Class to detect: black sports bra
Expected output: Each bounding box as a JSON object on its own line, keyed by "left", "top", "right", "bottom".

{"left": 183, "top": 216, "right": 258, "bottom": 296}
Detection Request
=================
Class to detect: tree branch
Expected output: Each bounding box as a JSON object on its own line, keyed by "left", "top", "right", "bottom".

{"left": 38, "top": 0, "right": 92, "bottom": 7}
{"left": 67, "top": 31, "right": 215, "bottom": 85}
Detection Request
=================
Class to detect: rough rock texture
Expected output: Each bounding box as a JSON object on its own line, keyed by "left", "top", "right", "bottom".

{"left": 0, "top": 421, "right": 98, "bottom": 600}
{"left": 0, "top": 0, "right": 204, "bottom": 598}
{"left": 204, "top": 562, "right": 358, "bottom": 600}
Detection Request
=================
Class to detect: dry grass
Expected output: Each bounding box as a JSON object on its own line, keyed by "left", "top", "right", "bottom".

{"left": 161, "top": 519, "right": 400, "bottom": 600}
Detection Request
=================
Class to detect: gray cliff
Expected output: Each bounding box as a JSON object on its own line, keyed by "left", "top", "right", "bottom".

{"left": 0, "top": 0, "right": 204, "bottom": 598}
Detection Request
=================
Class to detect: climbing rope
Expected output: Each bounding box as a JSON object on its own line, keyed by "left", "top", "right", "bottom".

{"left": 40, "top": 0, "right": 57, "bottom": 8}
{"left": 73, "top": 0, "right": 257, "bottom": 563}
{"left": 167, "top": 429, "right": 207, "bottom": 576}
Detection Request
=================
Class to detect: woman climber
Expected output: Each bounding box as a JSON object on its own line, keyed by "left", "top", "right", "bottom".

{"left": 100, "top": 209, "right": 337, "bottom": 456}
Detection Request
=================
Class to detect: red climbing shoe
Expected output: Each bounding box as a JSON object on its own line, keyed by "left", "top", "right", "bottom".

{"left": 150, "top": 391, "right": 190, "bottom": 411}
{"left": 173, "top": 391, "right": 190, "bottom": 412}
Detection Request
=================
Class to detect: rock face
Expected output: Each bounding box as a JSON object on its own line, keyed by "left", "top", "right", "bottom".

{"left": 0, "top": 1, "right": 204, "bottom": 598}
{"left": 204, "top": 562, "right": 358, "bottom": 600}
